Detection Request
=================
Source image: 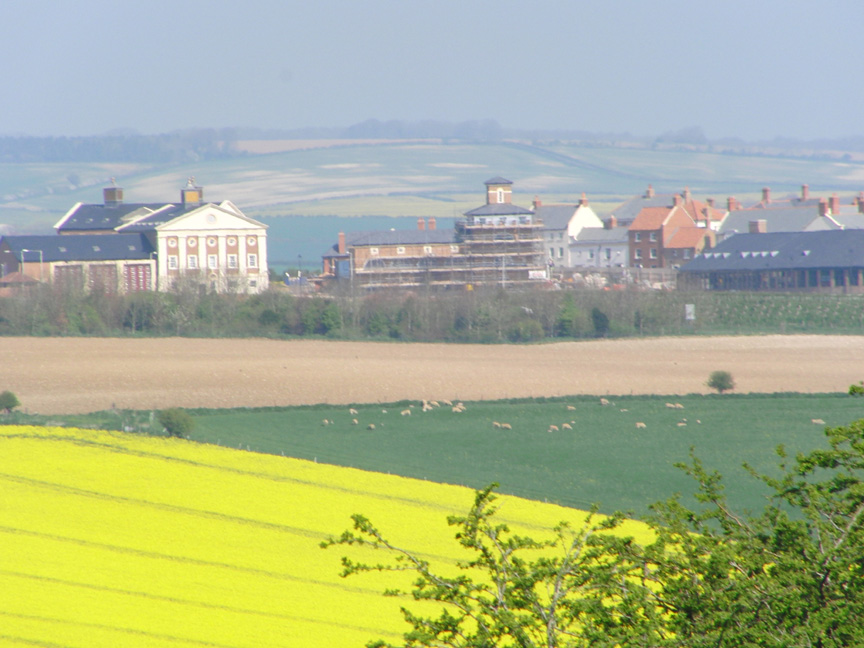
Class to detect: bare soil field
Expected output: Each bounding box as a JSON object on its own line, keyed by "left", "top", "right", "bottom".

{"left": 2, "top": 335, "right": 863, "bottom": 415}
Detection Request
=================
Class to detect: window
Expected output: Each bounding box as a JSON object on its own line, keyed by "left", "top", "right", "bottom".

{"left": 370, "top": 247, "right": 379, "bottom": 255}
{"left": 450, "top": 245, "right": 459, "bottom": 253}
{"left": 227, "top": 254, "right": 238, "bottom": 269}
{"left": 168, "top": 255, "right": 178, "bottom": 269}
{"left": 497, "top": 188, "right": 504, "bottom": 203}
{"left": 396, "top": 247, "right": 405, "bottom": 255}
{"left": 207, "top": 237, "right": 217, "bottom": 247}
{"left": 549, "top": 248, "right": 555, "bottom": 258}
{"left": 423, "top": 246, "right": 433, "bottom": 254}
{"left": 650, "top": 248, "right": 658, "bottom": 259}
{"left": 208, "top": 254, "right": 218, "bottom": 269}
{"left": 248, "top": 253, "right": 258, "bottom": 268}
{"left": 559, "top": 247, "right": 564, "bottom": 258}
{"left": 588, "top": 250, "right": 595, "bottom": 259}
{"left": 188, "top": 255, "right": 198, "bottom": 269}
{"left": 604, "top": 248, "right": 611, "bottom": 260}
{"left": 649, "top": 232, "right": 658, "bottom": 242}
{"left": 634, "top": 232, "right": 641, "bottom": 242}
{"left": 634, "top": 249, "right": 642, "bottom": 259}
{"left": 684, "top": 249, "right": 691, "bottom": 259}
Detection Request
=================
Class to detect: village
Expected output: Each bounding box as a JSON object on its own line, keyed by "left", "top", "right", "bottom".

{"left": 2, "top": 176, "right": 864, "bottom": 296}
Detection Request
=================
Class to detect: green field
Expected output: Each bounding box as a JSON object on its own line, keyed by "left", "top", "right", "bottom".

{"left": 165, "top": 393, "right": 864, "bottom": 516}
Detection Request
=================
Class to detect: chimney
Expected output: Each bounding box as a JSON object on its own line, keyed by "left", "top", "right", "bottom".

{"left": 103, "top": 179, "right": 123, "bottom": 207}
{"left": 338, "top": 231, "right": 346, "bottom": 254}
{"left": 533, "top": 196, "right": 542, "bottom": 210}
{"left": 417, "top": 217, "right": 426, "bottom": 231}
{"left": 683, "top": 187, "right": 691, "bottom": 202}
{"left": 645, "top": 184, "right": 655, "bottom": 198}
{"left": 673, "top": 194, "right": 682, "bottom": 207}
{"left": 819, "top": 198, "right": 828, "bottom": 217}
{"left": 428, "top": 216, "right": 436, "bottom": 231}
{"left": 727, "top": 196, "right": 738, "bottom": 211}
{"left": 580, "top": 192, "right": 588, "bottom": 207}
{"left": 181, "top": 177, "right": 203, "bottom": 207}
{"left": 707, "top": 197, "right": 715, "bottom": 208}
{"left": 762, "top": 187, "right": 771, "bottom": 204}
{"left": 604, "top": 215, "right": 617, "bottom": 230}
{"left": 749, "top": 219, "right": 767, "bottom": 234}
{"left": 802, "top": 184, "right": 810, "bottom": 201}
{"left": 830, "top": 193, "right": 840, "bottom": 215}
{"left": 857, "top": 192, "right": 864, "bottom": 214}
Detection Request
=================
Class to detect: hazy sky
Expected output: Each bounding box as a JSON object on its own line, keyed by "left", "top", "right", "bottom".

{"left": 2, "top": 0, "right": 862, "bottom": 140}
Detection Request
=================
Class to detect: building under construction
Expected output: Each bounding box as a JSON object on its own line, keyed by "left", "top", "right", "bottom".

{"left": 321, "top": 177, "right": 547, "bottom": 290}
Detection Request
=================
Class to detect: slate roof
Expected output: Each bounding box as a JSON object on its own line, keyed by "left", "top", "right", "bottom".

{"left": 680, "top": 230, "right": 864, "bottom": 272}
{"left": 719, "top": 206, "right": 821, "bottom": 236}
{"left": 534, "top": 205, "right": 577, "bottom": 230}
{"left": 464, "top": 203, "right": 534, "bottom": 217}
{"left": 1, "top": 233, "right": 155, "bottom": 262}
{"left": 323, "top": 229, "right": 456, "bottom": 257}
{"left": 484, "top": 176, "right": 512, "bottom": 185}
{"left": 56, "top": 202, "right": 195, "bottom": 233}
{"left": 608, "top": 193, "right": 679, "bottom": 225}
{"left": 573, "top": 227, "right": 628, "bottom": 244}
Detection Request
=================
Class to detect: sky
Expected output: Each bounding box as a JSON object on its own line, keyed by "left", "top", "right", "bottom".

{"left": 2, "top": 0, "right": 862, "bottom": 141}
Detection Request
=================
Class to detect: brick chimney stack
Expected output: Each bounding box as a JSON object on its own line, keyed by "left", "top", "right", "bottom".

{"left": 762, "top": 187, "right": 771, "bottom": 204}
{"left": 749, "top": 219, "right": 767, "bottom": 234}
{"left": 830, "top": 194, "right": 840, "bottom": 215}
{"left": 683, "top": 187, "right": 691, "bottom": 202}
{"left": 533, "top": 196, "right": 542, "bottom": 210}
{"left": 802, "top": 184, "right": 810, "bottom": 201}
{"left": 857, "top": 192, "right": 864, "bottom": 214}
{"left": 338, "top": 231, "right": 346, "bottom": 254}
{"left": 707, "top": 197, "right": 715, "bottom": 208}
{"left": 819, "top": 198, "right": 829, "bottom": 217}
{"left": 673, "top": 194, "right": 682, "bottom": 207}
{"left": 580, "top": 192, "right": 588, "bottom": 207}
{"left": 727, "top": 196, "right": 738, "bottom": 211}
{"left": 428, "top": 216, "right": 436, "bottom": 231}
{"left": 645, "top": 184, "right": 655, "bottom": 198}
{"left": 417, "top": 217, "right": 426, "bottom": 231}
{"left": 604, "top": 215, "right": 617, "bottom": 230}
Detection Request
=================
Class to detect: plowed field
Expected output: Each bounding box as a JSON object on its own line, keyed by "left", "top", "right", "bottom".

{"left": 3, "top": 335, "right": 862, "bottom": 415}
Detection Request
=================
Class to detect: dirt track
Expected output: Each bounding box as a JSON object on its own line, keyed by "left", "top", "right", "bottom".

{"left": 2, "top": 335, "right": 863, "bottom": 415}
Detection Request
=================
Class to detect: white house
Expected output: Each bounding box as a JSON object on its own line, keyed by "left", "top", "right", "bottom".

{"left": 533, "top": 194, "right": 603, "bottom": 268}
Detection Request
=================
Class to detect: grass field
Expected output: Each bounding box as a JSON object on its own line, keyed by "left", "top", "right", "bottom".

{"left": 0, "top": 424, "right": 650, "bottom": 648}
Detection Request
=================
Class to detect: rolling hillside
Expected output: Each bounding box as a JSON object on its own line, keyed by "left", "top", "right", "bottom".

{"left": 0, "top": 425, "right": 649, "bottom": 647}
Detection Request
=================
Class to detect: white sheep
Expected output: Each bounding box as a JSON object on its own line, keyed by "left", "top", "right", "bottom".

{"left": 401, "top": 409, "right": 411, "bottom": 416}
{"left": 367, "top": 423, "right": 376, "bottom": 430}
{"left": 492, "top": 421, "right": 501, "bottom": 428}
{"left": 812, "top": 418, "right": 826, "bottom": 425}
{"left": 349, "top": 408, "right": 358, "bottom": 415}
{"left": 548, "top": 424, "right": 559, "bottom": 432}
{"left": 561, "top": 423, "right": 572, "bottom": 430}
{"left": 600, "top": 398, "right": 610, "bottom": 406}
{"left": 566, "top": 405, "right": 577, "bottom": 411}
{"left": 500, "top": 423, "right": 512, "bottom": 430}
{"left": 635, "top": 422, "right": 647, "bottom": 429}
{"left": 351, "top": 418, "right": 359, "bottom": 425}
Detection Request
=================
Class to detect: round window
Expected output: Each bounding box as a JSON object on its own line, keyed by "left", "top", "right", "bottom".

{"left": 207, "top": 237, "right": 217, "bottom": 247}
{"left": 187, "top": 238, "right": 197, "bottom": 247}
{"left": 167, "top": 238, "right": 177, "bottom": 248}
{"left": 247, "top": 237, "right": 257, "bottom": 246}
{"left": 206, "top": 213, "right": 216, "bottom": 223}
{"left": 227, "top": 237, "right": 237, "bottom": 246}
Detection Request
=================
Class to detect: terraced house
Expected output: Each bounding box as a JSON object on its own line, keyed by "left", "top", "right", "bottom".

{"left": 0, "top": 180, "right": 269, "bottom": 294}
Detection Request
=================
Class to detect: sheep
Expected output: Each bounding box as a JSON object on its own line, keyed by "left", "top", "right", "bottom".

{"left": 500, "top": 423, "right": 512, "bottom": 430}
{"left": 429, "top": 400, "right": 440, "bottom": 408}
{"left": 321, "top": 418, "right": 332, "bottom": 426}
{"left": 349, "top": 408, "right": 358, "bottom": 415}
{"left": 367, "top": 423, "right": 376, "bottom": 430}
{"left": 548, "top": 425, "right": 559, "bottom": 432}
{"left": 442, "top": 399, "right": 453, "bottom": 407}
{"left": 566, "top": 405, "right": 577, "bottom": 411}
{"left": 351, "top": 418, "right": 359, "bottom": 425}
{"left": 492, "top": 421, "right": 501, "bottom": 428}
{"left": 811, "top": 418, "right": 826, "bottom": 425}
{"left": 452, "top": 406, "right": 465, "bottom": 413}
{"left": 422, "top": 404, "right": 435, "bottom": 412}
{"left": 600, "top": 398, "right": 610, "bottom": 406}
{"left": 635, "top": 422, "right": 647, "bottom": 429}
{"left": 561, "top": 423, "right": 572, "bottom": 430}
{"left": 675, "top": 403, "right": 685, "bottom": 409}
{"left": 401, "top": 409, "right": 411, "bottom": 416}
{"left": 677, "top": 422, "right": 687, "bottom": 427}
{"left": 665, "top": 403, "right": 676, "bottom": 409}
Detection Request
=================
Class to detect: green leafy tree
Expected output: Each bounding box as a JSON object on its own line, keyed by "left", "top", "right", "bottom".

{"left": 323, "top": 485, "right": 662, "bottom": 648}
{"left": 642, "top": 419, "right": 864, "bottom": 647}
{"left": 0, "top": 390, "right": 20, "bottom": 413}
{"left": 157, "top": 407, "right": 194, "bottom": 438}
{"left": 707, "top": 369, "right": 735, "bottom": 393}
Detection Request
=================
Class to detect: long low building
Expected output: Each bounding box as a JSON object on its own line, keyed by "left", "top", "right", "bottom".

{"left": 678, "top": 229, "right": 864, "bottom": 292}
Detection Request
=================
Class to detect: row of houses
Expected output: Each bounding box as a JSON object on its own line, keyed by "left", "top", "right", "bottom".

{"left": 0, "top": 180, "right": 269, "bottom": 296}
{"left": 320, "top": 178, "right": 864, "bottom": 294}
{"left": 4, "top": 175, "right": 864, "bottom": 295}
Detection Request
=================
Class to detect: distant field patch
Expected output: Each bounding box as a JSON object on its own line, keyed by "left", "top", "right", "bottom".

{"left": 1, "top": 425, "right": 637, "bottom": 647}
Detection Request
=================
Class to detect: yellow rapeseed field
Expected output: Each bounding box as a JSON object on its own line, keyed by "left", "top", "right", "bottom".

{"left": 0, "top": 426, "right": 651, "bottom": 647}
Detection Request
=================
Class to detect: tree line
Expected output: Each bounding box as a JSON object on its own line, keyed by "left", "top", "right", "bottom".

{"left": 2, "top": 284, "right": 864, "bottom": 340}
